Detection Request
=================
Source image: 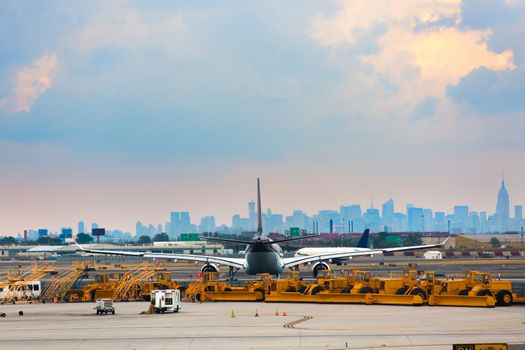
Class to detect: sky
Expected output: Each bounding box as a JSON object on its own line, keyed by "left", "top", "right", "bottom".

{"left": 1, "top": 0, "right": 524, "bottom": 234}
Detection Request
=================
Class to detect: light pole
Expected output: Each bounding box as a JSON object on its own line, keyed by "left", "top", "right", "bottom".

{"left": 351, "top": 220, "right": 354, "bottom": 234}
{"left": 447, "top": 220, "right": 450, "bottom": 234}
{"left": 421, "top": 214, "right": 425, "bottom": 233}
{"left": 521, "top": 226, "right": 523, "bottom": 249}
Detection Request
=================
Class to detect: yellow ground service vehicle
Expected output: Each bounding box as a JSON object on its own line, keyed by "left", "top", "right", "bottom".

{"left": 184, "top": 272, "right": 266, "bottom": 302}
{"left": 378, "top": 270, "right": 498, "bottom": 307}
{"left": 459, "top": 271, "right": 514, "bottom": 306}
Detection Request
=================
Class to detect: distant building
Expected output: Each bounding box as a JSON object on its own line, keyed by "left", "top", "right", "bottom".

{"left": 515, "top": 205, "right": 523, "bottom": 220}
{"left": 78, "top": 221, "right": 85, "bottom": 234}
{"left": 453, "top": 205, "right": 469, "bottom": 233}
{"left": 199, "top": 216, "right": 216, "bottom": 233}
{"left": 37, "top": 229, "right": 48, "bottom": 237}
{"left": 60, "top": 227, "right": 73, "bottom": 240}
{"left": 382, "top": 199, "right": 394, "bottom": 228}
{"left": 407, "top": 207, "right": 423, "bottom": 232}
{"left": 496, "top": 177, "right": 510, "bottom": 232}
{"left": 169, "top": 211, "right": 192, "bottom": 239}
{"left": 248, "top": 201, "right": 256, "bottom": 231}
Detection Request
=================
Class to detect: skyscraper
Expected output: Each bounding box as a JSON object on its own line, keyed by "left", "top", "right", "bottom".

{"left": 248, "top": 201, "right": 256, "bottom": 231}
{"left": 169, "top": 212, "right": 179, "bottom": 240}
{"left": 515, "top": 205, "right": 523, "bottom": 220}
{"left": 78, "top": 221, "right": 85, "bottom": 234}
{"left": 382, "top": 198, "right": 394, "bottom": 227}
{"left": 496, "top": 177, "right": 510, "bottom": 232}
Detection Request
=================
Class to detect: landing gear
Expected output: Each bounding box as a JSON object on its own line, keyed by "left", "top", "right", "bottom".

{"left": 228, "top": 266, "right": 240, "bottom": 281}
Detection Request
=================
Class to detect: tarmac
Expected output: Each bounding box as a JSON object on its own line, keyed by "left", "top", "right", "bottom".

{"left": 1, "top": 301, "right": 524, "bottom": 349}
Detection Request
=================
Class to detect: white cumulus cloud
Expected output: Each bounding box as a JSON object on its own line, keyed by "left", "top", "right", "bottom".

{"left": 0, "top": 53, "right": 58, "bottom": 115}
{"left": 309, "top": 0, "right": 515, "bottom": 119}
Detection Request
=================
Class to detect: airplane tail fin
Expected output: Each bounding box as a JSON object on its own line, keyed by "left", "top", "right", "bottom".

{"left": 356, "top": 229, "right": 370, "bottom": 248}
{"left": 257, "top": 178, "right": 263, "bottom": 235}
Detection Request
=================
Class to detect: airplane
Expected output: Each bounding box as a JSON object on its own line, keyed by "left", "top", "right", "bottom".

{"left": 75, "top": 178, "right": 448, "bottom": 278}
{"left": 294, "top": 228, "right": 448, "bottom": 270}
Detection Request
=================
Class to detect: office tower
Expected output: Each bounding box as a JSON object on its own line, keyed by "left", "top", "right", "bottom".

{"left": 515, "top": 205, "right": 523, "bottom": 220}
{"left": 38, "top": 229, "right": 48, "bottom": 237}
{"left": 199, "top": 216, "right": 216, "bottom": 233}
{"left": 382, "top": 198, "right": 394, "bottom": 226}
{"left": 469, "top": 212, "right": 480, "bottom": 233}
{"left": 169, "top": 211, "right": 192, "bottom": 239}
{"left": 364, "top": 208, "right": 380, "bottom": 231}
{"left": 78, "top": 221, "right": 85, "bottom": 234}
{"left": 423, "top": 209, "right": 433, "bottom": 232}
{"left": 453, "top": 205, "right": 469, "bottom": 233}
{"left": 60, "top": 227, "right": 73, "bottom": 240}
{"left": 407, "top": 207, "right": 423, "bottom": 232}
{"left": 169, "top": 212, "right": 179, "bottom": 239}
{"left": 496, "top": 177, "right": 510, "bottom": 232}
{"left": 248, "top": 201, "right": 256, "bottom": 230}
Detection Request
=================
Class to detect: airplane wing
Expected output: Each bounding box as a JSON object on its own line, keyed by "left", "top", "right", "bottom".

{"left": 283, "top": 238, "right": 449, "bottom": 269}
{"left": 283, "top": 250, "right": 385, "bottom": 268}
{"left": 74, "top": 243, "right": 245, "bottom": 269}
{"left": 380, "top": 238, "right": 448, "bottom": 253}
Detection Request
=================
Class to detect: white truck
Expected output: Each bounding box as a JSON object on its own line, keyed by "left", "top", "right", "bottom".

{"left": 150, "top": 289, "right": 180, "bottom": 313}
{"left": 95, "top": 298, "right": 115, "bottom": 315}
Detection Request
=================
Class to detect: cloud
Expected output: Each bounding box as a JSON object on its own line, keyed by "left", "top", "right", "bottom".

{"left": 448, "top": 66, "right": 525, "bottom": 113}
{"left": 0, "top": 53, "right": 57, "bottom": 115}
{"left": 309, "top": 0, "right": 515, "bottom": 118}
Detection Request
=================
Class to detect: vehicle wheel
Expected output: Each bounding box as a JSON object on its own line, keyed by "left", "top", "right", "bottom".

{"left": 477, "top": 289, "right": 492, "bottom": 296}
{"left": 496, "top": 290, "right": 513, "bottom": 306}
{"left": 459, "top": 289, "right": 470, "bottom": 296}
{"left": 410, "top": 288, "right": 427, "bottom": 300}
{"left": 359, "top": 287, "right": 374, "bottom": 294}
{"left": 96, "top": 310, "right": 99, "bottom": 315}
{"left": 285, "top": 287, "right": 297, "bottom": 292}
{"left": 196, "top": 294, "right": 201, "bottom": 302}
{"left": 341, "top": 287, "right": 351, "bottom": 294}
{"left": 396, "top": 287, "right": 409, "bottom": 295}
{"left": 112, "top": 310, "right": 115, "bottom": 315}
{"left": 311, "top": 286, "right": 323, "bottom": 295}
{"left": 224, "top": 287, "right": 232, "bottom": 292}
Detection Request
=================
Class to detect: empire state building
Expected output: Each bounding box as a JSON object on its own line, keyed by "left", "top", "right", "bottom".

{"left": 496, "top": 177, "right": 510, "bottom": 232}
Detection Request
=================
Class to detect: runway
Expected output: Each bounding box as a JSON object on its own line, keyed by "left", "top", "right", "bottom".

{"left": 1, "top": 301, "right": 524, "bottom": 349}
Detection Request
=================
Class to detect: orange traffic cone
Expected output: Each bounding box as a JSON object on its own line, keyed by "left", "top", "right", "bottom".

{"left": 255, "top": 308, "right": 259, "bottom": 317}
{"left": 282, "top": 310, "right": 287, "bottom": 316}
{"left": 275, "top": 308, "right": 280, "bottom": 316}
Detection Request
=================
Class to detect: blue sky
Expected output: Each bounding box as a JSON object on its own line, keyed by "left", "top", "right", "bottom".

{"left": 1, "top": 0, "right": 524, "bottom": 233}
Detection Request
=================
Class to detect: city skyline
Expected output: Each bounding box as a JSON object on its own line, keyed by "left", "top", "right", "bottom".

{"left": 1, "top": 2, "right": 525, "bottom": 235}
{"left": 8, "top": 177, "right": 524, "bottom": 238}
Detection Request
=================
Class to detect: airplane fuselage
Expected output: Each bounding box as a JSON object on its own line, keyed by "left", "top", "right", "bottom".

{"left": 294, "top": 247, "right": 374, "bottom": 257}
{"left": 244, "top": 239, "right": 284, "bottom": 275}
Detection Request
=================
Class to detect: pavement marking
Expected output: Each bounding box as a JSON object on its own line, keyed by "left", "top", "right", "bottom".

{"left": 283, "top": 315, "right": 313, "bottom": 329}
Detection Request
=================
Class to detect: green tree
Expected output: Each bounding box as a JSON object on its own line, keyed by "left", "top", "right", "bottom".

{"left": 153, "top": 232, "right": 169, "bottom": 242}
{"left": 403, "top": 233, "right": 423, "bottom": 246}
{"left": 490, "top": 237, "right": 501, "bottom": 248}
{"left": 76, "top": 233, "right": 94, "bottom": 244}
{"left": 36, "top": 236, "right": 62, "bottom": 245}
{"left": 0, "top": 236, "right": 17, "bottom": 245}
{"left": 138, "top": 235, "right": 152, "bottom": 244}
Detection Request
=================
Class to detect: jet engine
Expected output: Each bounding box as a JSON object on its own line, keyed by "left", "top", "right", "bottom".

{"left": 201, "top": 263, "right": 220, "bottom": 273}
{"left": 312, "top": 262, "right": 330, "bottom": 278}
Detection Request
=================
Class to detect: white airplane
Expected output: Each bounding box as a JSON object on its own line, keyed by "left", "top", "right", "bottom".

{"left": 295, "top": 228, "right": 448, "bottom": 274}
{"left": 76, "top": 179, "right": 448, "bottom": 278}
